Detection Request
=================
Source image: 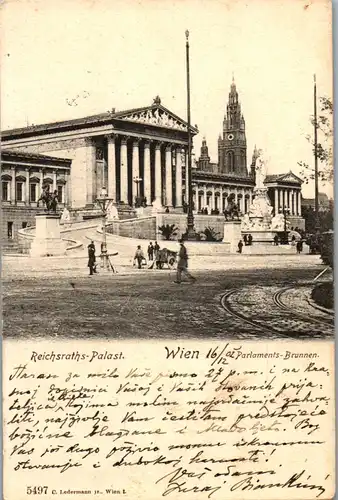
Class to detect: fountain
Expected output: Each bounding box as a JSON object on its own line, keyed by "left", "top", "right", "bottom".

{"left": 241, "top": 154, "right": 290, "bottom": 243}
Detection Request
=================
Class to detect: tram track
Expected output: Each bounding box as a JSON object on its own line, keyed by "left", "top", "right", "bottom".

{"left": 220, "top": 287, "right": 334, "bottom": 339}
{"left": 273, "top": 288, "right": 334, "bottom": 328}
{"left": 220, "top": 289, "right": 290, "bottom": 338}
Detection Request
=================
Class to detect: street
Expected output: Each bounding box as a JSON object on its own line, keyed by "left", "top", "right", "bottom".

{"left": 3, "top": 260, "right": 333, "bottom": 340}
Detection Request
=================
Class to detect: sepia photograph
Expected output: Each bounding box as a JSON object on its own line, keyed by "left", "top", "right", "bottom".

{"left": 1, "top": 0, "right": 333, "bottom": 341}
{"left": 1, "top": 1, "right": 335, "bottom": 499}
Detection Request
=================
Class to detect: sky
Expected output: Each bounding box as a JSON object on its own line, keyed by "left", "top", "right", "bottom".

{"left": 1, "top": 0, "right": 333, "bottom": 197}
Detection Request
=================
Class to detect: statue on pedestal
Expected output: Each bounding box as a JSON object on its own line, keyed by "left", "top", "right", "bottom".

{"left": 255, "top": 156, "right": 266, "bottom": 190}
{"left": 61, "top": 207, "right": 71, "bottom": 223}
{"left": 224, "top": 193, "right": 240, "bottom": 221}
{"left": 106, "top": 203, "right": 119, "bottom": 221}
{"left": 37, "top": 184, "right": 58, "bottom": 213}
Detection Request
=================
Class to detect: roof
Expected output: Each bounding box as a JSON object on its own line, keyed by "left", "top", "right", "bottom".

{"left": 264, "top": 171, "right": 302, "bottom": 184}
{"left": 1, "top": 102, "right": 198, "bottom": 140}
{"left": 193, "top": 170, "right": 255, "bottom": 184}
{"left": 1, "top": 149, "right": 72, "bottom": 165}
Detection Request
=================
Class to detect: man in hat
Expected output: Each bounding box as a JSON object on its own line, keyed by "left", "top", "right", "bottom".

{"left": 87, "top": 240, "right": 97, "bottom": 276}
{"left": 174, "top": 239, "right": 196, "bottom": 284}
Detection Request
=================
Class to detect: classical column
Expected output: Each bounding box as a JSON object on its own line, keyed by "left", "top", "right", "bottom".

{"left": 249, "top": 191, "right": 253, "bottom": 208}
{"left": 154, "top": 142, "right": 162, "bottom": 205}
{"left": 24, "top": 168, "right": 30, "bottom": 204}
{"left": 52, "top": 170, "right": 57, "bottom": 192}
{"left": 85, "top": 138, "right": 96, "bottom": 206}
{"left": 143, "top": 141, "right": 151, "bottom": 205}
{"left": 290, "top": 189, "right": 294, "bottom": 215}
{"left": 298, "top": 191, "right": 302, "bottom": 216}
{"left": 286, "top": 189, "right": 290, "bottom": 212}
{"left": 120, "top": 138, "right": 128, "bottom": 204}
{"left": 278, "top": 189, "right": 283, "bottom": 211}
{"left": 211, "top": 186, "right": 215, "bottom": 210}
{"left": 234, "top": 188, "right": 238, "bottom": 205}
{"left": 10, "top": 166, "right": 16, "bottom": 204}
{"left": 165, "top": 144, "right": 173, "bottom": 207}
{"left": 107, "top": 135, "right": 116, "bottom": 200}
{"left": 64, "top": 173, "right": 69, "bottom": 205}
{"left": 274, "top": 188, "right": 279, "bottom": 214}
{"left": 203, "top": 185, "right": 207, "bottom": 208}
{"left": 131, "top": 139, "right": 140, "bottom": 204}
{"left": 175, "top": 147, "right": 183, "bottom": 208}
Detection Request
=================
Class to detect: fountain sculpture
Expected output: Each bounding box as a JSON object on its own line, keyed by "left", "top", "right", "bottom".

{"left": 241, "top": 154, "right": 290, "bottom": 243}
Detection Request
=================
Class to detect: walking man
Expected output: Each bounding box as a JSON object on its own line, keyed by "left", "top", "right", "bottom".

{"left": 87, "top": 240, "right": 97, "bottom": 276}
{"left": 147, "top": 242, "right": 154, "bottom": 261}
{"left": 174, "top": 239, "right": 196, "bottom": 284}
{"left": 134, "top": 245, "right": 145, "bottom": 269}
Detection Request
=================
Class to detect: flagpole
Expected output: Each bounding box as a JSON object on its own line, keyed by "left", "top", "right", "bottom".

{"left": 314, "top": 74, "right": 319, "bottom": 230}
{"left": 185, "top": 30, "right": 196, "bottom": 239}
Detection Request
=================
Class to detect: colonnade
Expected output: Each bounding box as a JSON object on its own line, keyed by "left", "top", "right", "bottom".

{"left": 86, "top": 135, "right": 187, "bottom": 208}
{"left": 192, "top": 184, "right": 253, "bottom": 213}
{"left": 275, "top": 187, "right": 302, "bottom": 216}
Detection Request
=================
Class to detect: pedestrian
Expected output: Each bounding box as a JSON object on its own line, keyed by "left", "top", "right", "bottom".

{"left": 174, "top": 239, "right": 196, "bottom": 284}
{"left": 243, "top": 234, "right": 248, "bottom": 246}
{"left": 248, "top": 233, "right": 253, "bottom": 246}
{"left": 154, "top": 241, "right": 160, "bottom": 268}
{"left": 147, "top": 242, "right": 154, "bottom": 261}
{"left": 296, "top": 240, "right": 303, "bottom": 254}
{"left": 134, "top": 245, "right": 145, "bottom": 269}
{"left": 87, "top": 240, "right": 97, "bottom": 276}
{"left": 237, "top": 240, "right": 243, "bottom": 253}
{"left": 273, "top": 234, "right": 279, "bottom": 246}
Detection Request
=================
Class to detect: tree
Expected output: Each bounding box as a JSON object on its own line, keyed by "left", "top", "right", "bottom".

{"left": 298, "top": 96, "right": 333, "bottom": 185}
{"left": 158, "top": 224, "right": 178, "bottom": 240}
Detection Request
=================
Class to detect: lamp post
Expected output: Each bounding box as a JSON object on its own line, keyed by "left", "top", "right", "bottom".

{"left": 313, "top": 74, "right": 320, "bottom": 231}
{"left": 185, "top": 29, "right": 197, "bottom": 240}
{"left": 133, "top": 176, "right": 142, "bottom": 207}
{"left": 96, "top": 186, "right": 114, "bottom": 271}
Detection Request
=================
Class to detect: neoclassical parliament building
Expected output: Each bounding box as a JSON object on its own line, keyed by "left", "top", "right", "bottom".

{"left": 1, "top": 82, "right": 304, "bottom": 245}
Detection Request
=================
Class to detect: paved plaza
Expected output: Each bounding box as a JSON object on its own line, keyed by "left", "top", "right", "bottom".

{"left": 3, "top": 251, "right": 333, "bottom": 340}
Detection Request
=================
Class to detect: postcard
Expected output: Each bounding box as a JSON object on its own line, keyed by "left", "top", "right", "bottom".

{"left": 1, "top": 0, "right": 334, "bottom": 498}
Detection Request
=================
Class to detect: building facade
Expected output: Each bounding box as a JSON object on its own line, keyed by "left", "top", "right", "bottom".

{"left": 1, "top": 97, "right": 197, "bottom": 212}
{"left": 1, "top": 149, "right": 71, "bottom": 249}
{"left": 193, "top": 80, "right": 303, "bottom": 224}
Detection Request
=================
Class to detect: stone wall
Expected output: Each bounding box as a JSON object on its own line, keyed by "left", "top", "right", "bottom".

{"left": 156, "top": 214, "right": 225, "bottom": 240}
{"left": 107, "top": 217, "right": 156, "bottom": 240}
{"left": 106, "top": 214, "right": 226, "bottom": 241}
{"left": 2, "top": 206, "right": 41, "bottom": 247}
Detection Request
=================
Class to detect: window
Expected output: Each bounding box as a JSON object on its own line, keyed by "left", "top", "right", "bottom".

{"left": 2, "top": 181, "right": 9, "bottom": 201}
{"left": 30, "top": 183, "right": 37, "bottom": 202}
{"left": 7, "top": 222, "right": 13, "bottom": 239}
{"left": 16, "top": 182, "right": 23, "bottom": 202}
{"left": 227, "top": 151, "right": 234, "bottom": 172}
{"left": 57, "top": 185, "right": 63, "bottom": 203}
{"left": 22, "top": 222, "right": 27, "bottom": 229}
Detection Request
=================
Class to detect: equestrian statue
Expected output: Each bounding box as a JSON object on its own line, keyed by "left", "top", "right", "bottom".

{"left": 223, "top": 193, "right": 241, "bottom": 220}
{"left": 37, "top": 184, "right": 58, "bottom": 213}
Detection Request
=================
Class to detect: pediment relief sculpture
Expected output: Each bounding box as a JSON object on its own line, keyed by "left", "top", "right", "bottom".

{"left": 118, "top": 107, "right": 188, "bottom": 131}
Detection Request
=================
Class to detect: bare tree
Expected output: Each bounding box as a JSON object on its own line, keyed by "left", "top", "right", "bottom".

{"left": 298, "top": 96, "right": 333, "bottom": 185}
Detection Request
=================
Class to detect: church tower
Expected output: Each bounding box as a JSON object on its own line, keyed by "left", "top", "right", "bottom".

{"left": 198, "top": 137, "right": 211, "bottom": 170}
{"left": 218, "top": 77, "right": 248, "bottom": 176}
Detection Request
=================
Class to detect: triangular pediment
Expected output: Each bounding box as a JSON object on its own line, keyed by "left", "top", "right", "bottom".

{"left": 278, "top": 171, "right": 303, "bottom": 184}
{"left": 114, "top": 103, "right": 198, "bottom": 133}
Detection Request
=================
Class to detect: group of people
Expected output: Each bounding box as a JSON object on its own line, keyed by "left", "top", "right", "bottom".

{"left": 133, "top": 240, "right": 196, "bottom": 284}
{"left": 133, "top": 241, "right": 161, "bottom": 269}
{"left": 237, "top": 233, "right": 254, "bottom": 252}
